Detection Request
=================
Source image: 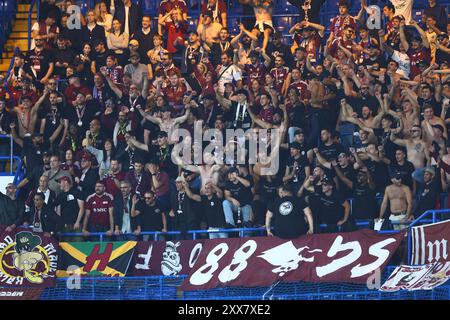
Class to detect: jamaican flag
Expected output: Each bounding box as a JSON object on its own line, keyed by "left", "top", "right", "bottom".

{"left": 56, "top": 242, "right": 137, "bottom": 277}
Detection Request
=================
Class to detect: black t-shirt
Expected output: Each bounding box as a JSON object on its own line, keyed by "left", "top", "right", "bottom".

{"left": 258, "top": 176, "right": 282, "bottom": 206}
{"left": 225, "top": 176, "right": 253, "bottom": 206}
{"left": 319, "top": 142, "right": 345, "bottom": 161}
{"left": 318, "top": 191, "right": 346, "bottom": 225}
{"left": 389, "top": 161, "right": 415, "bottom": 190}
{"left": 92, "top": 50, "right": 111, "bottom": 73}
{"left": 286, "top": 155, "right": 310, "bottom": 185}
{"left": 136, "top": 200, "right": 164, "bottom": 231}
{"left": 25, "top": 48, "right": 54, "bottom": 80}
{"left": 22, "top": 138, "right": 50, "bottom": 172}
{"left": 373, "top": 128, "right": 403, "bottom": 163}
{"left": 147, "top": 144, "right": 178, "bottom": 179}
{"left": 271, "top": 196, "right": 308, "bottom": 239}
{"left": 55, "top": 187, "right": 82, "bottom": 225}
{"left": 336, "top": 164, "right": 356, "bottom": 199}
{"left": 417, "top": 97, "right": 442, "bottom": 119}
{"left": 38, "top": 103, "right": 68, "bottom": 138}
{"left": 363, "top": 158, "right": 390, "bottom": 194}
{"left": 352, "top": 181, "right": 377, "bottom": 219}
{"left": 201, "top": 194, "right": 226, "bottom": 228}
{"left": 414, "top": 180, "right": 439, "bottom": 216}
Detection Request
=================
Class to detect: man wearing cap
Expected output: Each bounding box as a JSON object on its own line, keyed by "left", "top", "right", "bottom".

{"left": 388, "top": 148, "right": 416, "bottom": 192}
{"left": 83, "top": 181, "right": 114, "bottom": 237}
{"left": 238, "top": 49, "right": 271, "bottom": 87}
{"left": 76, "top": 152, "right": 100, "bottom": 199}
{"left": 362, "top": 43, "right": 387, "bottom": 78}
{"left": 54, "top": 175, "right": 84, "bottom": 241}
{"left": 43, "top": 155, "right": 72, "bottom": 196}
{"left": 399, "top": 20, "right": 431, "bottom": 79}
{"left": 314, "top": 177, "right": 351, "bottom": 233}
{"left": 9, "top": 75, "right": 38, "bottom": 106}
{"left": 413, "top": 166, "right": 439, "bottom": 216}
{"left": 17, "top": 151, "right": 51, "bottom": 193}
{"left": 169, "top": 176, "right": 200, "bottom": 238}
{"left": 378, "top": 172, "right": 413, "bottom": 230}
{"left": 266, "top": 184, "right": 313, "bottom": 239}
{"left": 283, "top": 142, "right": 311, "bottom": 195}
{"left": 291, "top": 20, "right": 325, "bottom": 65}
{"left": 215, "top": 86, "right": 252, "bottom": 130}
{"left": 124, "top": 53, "right": 148, "bottom": 92}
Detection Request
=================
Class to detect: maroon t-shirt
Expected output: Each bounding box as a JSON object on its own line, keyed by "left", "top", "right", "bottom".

{"left": 85, "top": 193, "right": 114, "bottom": 227}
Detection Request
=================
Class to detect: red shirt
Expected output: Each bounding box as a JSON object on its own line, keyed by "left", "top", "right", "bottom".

{"left": 9, "top": 87, "right": 38, "bottom": 107}
{"left": 159, "top": 0, "right": 188, "bottom": 16}
{"left": 64, "top": 85, "right": 91, "bottom": 107}
{"left": 85, "top": 193, "right": 113, "bottom": 227}
{"left": 329, "top": 15, "right": 356, "bottom": 38}
{"left": 162, "top": 82, "right": 187, "bottom": 105}
{"left": 288, "top": 80, "right": 310, "bottom": 101}
{"left": 258, "top": 106, "right": 275, "bottom": 123}
{"left": 270, "top": 67, "right": 290, "bottom": 94}
{"left": 166, "top": 21, "right": 188, "bottom": 53}
{"left": 244, "top": 63, "right": 267, "bottom": 86}
{"left": 104, "top": 172, "right": 125, "bottom": 197}
{"left": 295, "top": 34, "right": 322, "bottom": 63}
{"left": 408, "top": 47, "right": 431, "bottom": 79}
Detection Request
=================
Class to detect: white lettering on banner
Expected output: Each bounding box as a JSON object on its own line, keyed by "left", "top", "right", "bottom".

{"left": 427, "top": 239, "right": 448, "bottom": 263}
{"left": 316, "top": 236, "right": 362, "bottom": 278}
{"left": 366, "top": 268, "right": 381, "bottom": 290}
{"left": 135, "top": 245, "right": 153, "bottom": 270}
{"left": 66, "top": 265, "right": 81, "bottom": 290}
{"left": 189, "top": 243, "right": 203, "bottom": 269}
{"left": 189, "top": 243, "right": 229, "bottom": 286}
{"left": 258, "top": 242, "right": 322, "bottom": 277}
{"left": 218, "top": 240, "right": 257, "bottom": 283}
{"left": 351, "top": 238, "right": 397, "bottom": 278}
{"left": 67, "top": 5, "right": 81, "bottom": 30}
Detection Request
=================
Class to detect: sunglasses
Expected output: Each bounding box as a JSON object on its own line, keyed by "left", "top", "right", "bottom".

{"left": 144, "top": 197, "right": 153, "bottom": 200}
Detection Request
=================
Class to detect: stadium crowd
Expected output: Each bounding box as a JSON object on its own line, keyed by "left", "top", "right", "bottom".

{"left": 0, "top": 0, "right": 450, "bottom": 240}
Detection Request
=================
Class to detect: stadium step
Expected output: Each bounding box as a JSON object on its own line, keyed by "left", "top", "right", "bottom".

{"left": 0, "top": 3, "right": 34, "bottom": 73}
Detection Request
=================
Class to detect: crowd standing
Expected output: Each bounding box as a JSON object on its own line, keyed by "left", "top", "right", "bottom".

{"left": 0, "top": 0, "right": 449, "bottom": 240}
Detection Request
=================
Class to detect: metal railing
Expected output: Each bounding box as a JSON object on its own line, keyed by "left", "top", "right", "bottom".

{"left": 27, "top": 0, "right": 38, "bottom": 50}
{"left": 0, "top": 134, "right": 20, "bottom": 175}
{"left": 407, "top": 209, "right": 450, "bottom": 265}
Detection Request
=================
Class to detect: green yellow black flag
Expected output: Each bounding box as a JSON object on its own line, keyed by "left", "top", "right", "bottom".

{"left": 57, "top": 242, "right": 137, "bottom": 277}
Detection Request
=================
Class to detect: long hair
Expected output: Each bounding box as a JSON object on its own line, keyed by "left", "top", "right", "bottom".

{"left": 102, "top": 138, "right": 116, "bottom": 164}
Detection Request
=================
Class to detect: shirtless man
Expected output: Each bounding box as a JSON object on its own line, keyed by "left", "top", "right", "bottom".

{"left": 377, "top": 173, "right": 413, "bottom": 230}
{"left": 400, "top": 88, "right": 421, "bottom": 139}
{"left": 11, "top": 93, "right": 44, "bottom": 138}
{"left": 390, "top": 125, "right": 430, "bottom": 169}
{"left": 421, "top": 104, "right": 448, "bottom": 143}
{"left": 239, "top": 0, "right": 274, "bottom": 52}
{"left": 136, "top": 104, "right": 190, "bottom": 144}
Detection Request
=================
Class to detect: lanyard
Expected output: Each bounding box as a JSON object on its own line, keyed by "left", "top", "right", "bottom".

{"left": 19, "top": 110, "right": 31, "bottom": 132}
{"left": 234, "top": 102, "right": 247, "bottom": 127}
{"left": 178, "top": 192, "right": 185, "bottom": 211}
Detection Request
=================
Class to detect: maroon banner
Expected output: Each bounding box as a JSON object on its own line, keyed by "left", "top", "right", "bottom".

{"left": 0, "top": 288, "right": 44, "bottom": 300}
{"left": 0, "top": 227, "right": 59, "bottom": 287}
{"left": 411, "top": 220, "right": 450, "bottom": 265}
{"left": 181, "top": 229, "right": 405, "bottom": 291}
{"left": 131, "top": 240, "right": 205, "bottom": 276}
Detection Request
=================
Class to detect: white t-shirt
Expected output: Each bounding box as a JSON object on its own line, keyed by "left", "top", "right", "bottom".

{"left": 392, "top": 50, "right": 411, "bottom": 78}
{"left": 217, "top": 64, "right": 242, "bottom": 94}
{"left": 390, "top": 0, "right": 413, "bottom": 24}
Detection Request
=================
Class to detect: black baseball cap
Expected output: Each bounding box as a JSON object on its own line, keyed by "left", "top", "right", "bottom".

{"left": 157, "top": 131, "right": 168, "bottom": 138}
{"left": 289, "top": 142, "right": 302, "bottom": 150}
{"left": 294, "top": 128, "right": 304, "bottom": 135}
{"left": 228, "top": 166, "right": 239, "bottom": 174}
{"left": 322, "top": 176, "right": 335, "bottom": 187}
